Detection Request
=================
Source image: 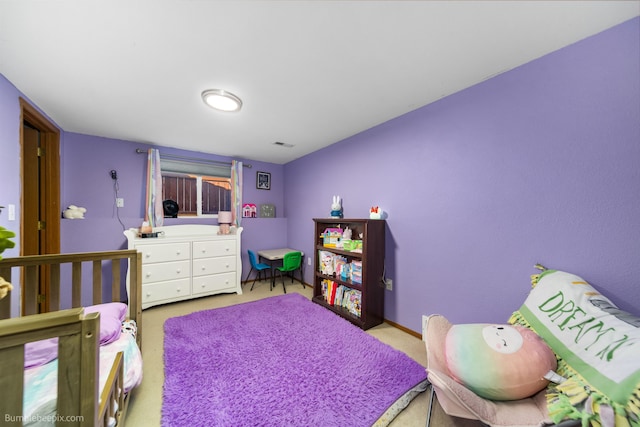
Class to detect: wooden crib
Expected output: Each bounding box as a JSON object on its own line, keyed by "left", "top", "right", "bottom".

{"left": 0, "top": 250, "right": 142, "bottom": 427}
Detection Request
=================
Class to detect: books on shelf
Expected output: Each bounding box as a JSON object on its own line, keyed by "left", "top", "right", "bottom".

{"left": 351, "top": 260, "right": 362, "bottom": 284}
{"left": 320, "top": 279, "right": 362, "bottom": 318}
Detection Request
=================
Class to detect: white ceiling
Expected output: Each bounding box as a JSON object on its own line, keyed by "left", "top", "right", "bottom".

{"left": 1, "top": 1, "right": 638, "bottom": 164}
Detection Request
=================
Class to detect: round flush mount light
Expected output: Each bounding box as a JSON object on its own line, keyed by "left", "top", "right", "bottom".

{"left": 201, "top": 89, "right": 243, "bottom": 112}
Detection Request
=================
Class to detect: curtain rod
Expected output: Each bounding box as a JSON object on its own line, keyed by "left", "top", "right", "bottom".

{"left": 135, "top": 148, "right": 252, "bottom": 168}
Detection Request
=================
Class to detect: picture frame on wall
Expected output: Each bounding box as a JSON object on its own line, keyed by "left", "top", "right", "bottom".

{"left": 257, "top": 171, "right": 271, "bottom": 190}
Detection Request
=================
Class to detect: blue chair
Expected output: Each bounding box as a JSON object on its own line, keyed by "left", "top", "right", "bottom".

{"left": 245, "top": 250, "right": 272, "bottom": 290}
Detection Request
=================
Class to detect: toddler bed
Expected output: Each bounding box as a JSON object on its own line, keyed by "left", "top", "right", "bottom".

{"left": 0, "top": 250, "right": 143, "bottom": 427}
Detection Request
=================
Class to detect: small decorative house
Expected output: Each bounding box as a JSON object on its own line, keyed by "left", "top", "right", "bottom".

{"left": 322, "top": 227, "right": 343, "bottom": 248}
{"left": 242, "top": 203, "right": 257, "bottom": 218}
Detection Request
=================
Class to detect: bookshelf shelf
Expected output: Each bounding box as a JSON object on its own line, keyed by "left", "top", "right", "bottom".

{"left": 312, "top": 218, "right": 385, "bottom": 330}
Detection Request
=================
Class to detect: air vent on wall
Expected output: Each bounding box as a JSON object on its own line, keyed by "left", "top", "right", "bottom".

{"left": 273, "top": 141, "right": 294, "bottom": 148}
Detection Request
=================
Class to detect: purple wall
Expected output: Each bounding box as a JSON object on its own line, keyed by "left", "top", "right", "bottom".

{"left": 59, "top": 134, "right": 287, "bottom": 280}
{"left": 0, "top": 98, "right": 286, "bottom": 311}
{"left": 2, "top": 18, "right": 638, "bottom": 331}
{"left": 284, "top": 17, "right": 640, "bottom": 331}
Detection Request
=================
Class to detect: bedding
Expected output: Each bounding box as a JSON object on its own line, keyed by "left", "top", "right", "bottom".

{"left": 24, "top": 302, "right": 128, "bottom": 368}
{"left": 0, "top": 249, "right": 143, "bottom": 427}
{"left": 509, "top": 269, "right": 640, "bottom": 426}
{"left": 23, "top": 325, "right": 142, "bottom": 426}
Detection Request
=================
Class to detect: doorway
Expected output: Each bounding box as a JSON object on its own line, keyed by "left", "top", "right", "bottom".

{"left": 19, "top": 98, "right": 60, "bottom": 314}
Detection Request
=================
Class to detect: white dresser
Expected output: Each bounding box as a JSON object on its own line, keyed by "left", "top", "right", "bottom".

{"left": 124, "top": 224, "right": 243, "bottom": 309}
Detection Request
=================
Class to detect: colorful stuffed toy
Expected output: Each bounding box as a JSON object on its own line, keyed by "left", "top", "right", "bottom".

{"left": 445, "top": 323, "right": 557, "bottom": 401}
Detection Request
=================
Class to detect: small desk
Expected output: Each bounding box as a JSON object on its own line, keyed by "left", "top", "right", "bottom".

{"left": 258, "top": 248, "right": 305, "bottom": 289}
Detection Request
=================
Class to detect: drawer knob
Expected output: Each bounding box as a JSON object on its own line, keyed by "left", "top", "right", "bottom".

{"left": 177, "top": 288, "right": 181, "bottom": 292}
{"left": 176, "top": 269, "right": 181, "bottom": 274}
{"left": 225, "top": 263, "right": 230, "bottom": 268}
{"left": 146, "top": 292, "right": 151, "bottom": 297}
{"left": 176, "top": 250, "right": 181, "bottom": 255}
{"left": 145, "top": 253, "right": 151, "bottom": 258}
{"left": 146, "top": 273, "right": 152, "bottom": 278}
{"left": 201, "top": 266, "right": 206, "bottom": 271}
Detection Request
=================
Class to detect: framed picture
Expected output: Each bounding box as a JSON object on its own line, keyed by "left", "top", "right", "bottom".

{"left": 256, "top": 171, "right": 271, "bottom": 190}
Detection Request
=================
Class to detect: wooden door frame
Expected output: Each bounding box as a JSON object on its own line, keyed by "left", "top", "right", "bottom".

{"left": 19, "top": 98, "right": 61, "bottom": 313}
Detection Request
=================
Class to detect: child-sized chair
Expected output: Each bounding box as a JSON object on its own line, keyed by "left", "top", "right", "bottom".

{"left": 273, "top": 251, "right": 303, "bottom": 293}
{"left": 245, "top": 250, "right": 272, "bottom": 291}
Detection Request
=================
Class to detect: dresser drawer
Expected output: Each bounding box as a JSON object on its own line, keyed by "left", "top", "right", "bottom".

{"left": 142, "top": 278, "right": 191, "bottom": 304}
{"left": 192, "top": 256, "right": 235, "bottom": 277}
{"left": 193, "top": 240, "right": 236, "bottom": 259}
{"left": 192, "top": 272, "right": 236, "bottom": 295}
{"left": 137, "top": 242, "right": 190, "bottom": 263}
{"left": 142, "top": 260, "right": 190, "bottom": 284}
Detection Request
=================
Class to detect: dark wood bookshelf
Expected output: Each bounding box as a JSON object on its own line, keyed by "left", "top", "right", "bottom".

{"left": 312, "top": 218, "right": 386, "bottom": 330}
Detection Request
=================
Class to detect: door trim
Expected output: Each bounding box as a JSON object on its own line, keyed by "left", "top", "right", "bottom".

{"left": 19, "top": 98, "right": 61, "bottom": 313}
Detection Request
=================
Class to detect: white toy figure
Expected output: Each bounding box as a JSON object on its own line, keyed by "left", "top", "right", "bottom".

{"left": 369, "top": 206, "right": 386, "bottom": 220}
{"left": 330, "top": 195, "right": 343, "bottom": 219}
{"left": 63, "top": 205, "right": 87, "bottom": 219}
{"left": 342, "top": 226, "right": 352, "bottom": 240}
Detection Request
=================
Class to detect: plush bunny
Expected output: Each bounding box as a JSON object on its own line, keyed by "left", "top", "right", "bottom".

{"left": 330, "top": 195, "right": 343, "bottom": 219}
{"left": 63, "top": 205, "right": 87, "bottom": 219}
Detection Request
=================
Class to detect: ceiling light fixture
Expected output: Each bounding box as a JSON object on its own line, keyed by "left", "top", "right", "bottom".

{"left": 201, "top": 89, "right": 243, "bottom": 112}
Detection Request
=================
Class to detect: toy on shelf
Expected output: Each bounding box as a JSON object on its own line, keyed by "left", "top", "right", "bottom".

{"left": 330, "top": 195, "right": 343, "bottom": 219}
{"left": 242, "top": 203, "right": 257, "bottom": 218}
{"left": 369, "top": 206, "right": 386, "bottom": 220}
{"left": 322, "top": 227, "right": 343, "bottom": 248}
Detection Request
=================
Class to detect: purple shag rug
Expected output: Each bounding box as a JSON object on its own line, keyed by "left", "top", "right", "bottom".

{"left": 162, "top": 293, "right": 427, "bottom": 427}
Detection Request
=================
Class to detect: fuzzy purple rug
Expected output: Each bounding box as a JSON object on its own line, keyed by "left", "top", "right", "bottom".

{"left": 162, "top": 293, "right": 427, "bottom": 427}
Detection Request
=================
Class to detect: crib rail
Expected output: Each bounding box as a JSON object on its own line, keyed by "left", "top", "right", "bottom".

{"left": 0, "top": 250, "right": 142, "bottom": 348}
{"left": 0, "top": 308, "right": 100, "bottom": 426}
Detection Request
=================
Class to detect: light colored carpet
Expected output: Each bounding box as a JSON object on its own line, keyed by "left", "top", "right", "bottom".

{"left": 126, "top": 279, "right": 481, "bottom": 426}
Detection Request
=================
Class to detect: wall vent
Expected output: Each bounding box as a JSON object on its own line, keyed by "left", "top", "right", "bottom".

{"left": 273, "top": 141, "right": 294, "bottom": 148}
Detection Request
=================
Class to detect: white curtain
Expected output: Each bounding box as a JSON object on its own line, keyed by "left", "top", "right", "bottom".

{"left": 231, "top": 160, "right": 243, "bottom": 227}
{"left": 145, "top": 148, "right": 164, "bottom": 227}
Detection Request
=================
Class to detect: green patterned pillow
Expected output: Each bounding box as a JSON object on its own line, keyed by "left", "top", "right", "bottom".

{"left": 509, "top": 270, "right": 640, "bottom": 426}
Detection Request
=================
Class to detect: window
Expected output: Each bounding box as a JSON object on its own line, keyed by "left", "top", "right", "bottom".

{"left": 160, "top": 158, "right": 232, "bottom": 217}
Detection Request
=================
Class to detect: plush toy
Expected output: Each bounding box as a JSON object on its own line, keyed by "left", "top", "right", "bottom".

{"left": 369, "top": 206, "right": 386, "bottom": 219}
{"left": 330, "top": 195, "right": 343, "bottom": 219}
{"left": 342, "top": 227, "right": 352, "bottom": 240}
{"left": 0, "top": 276, "right": 12, "bottom": 300}
{"left": 445, "top": 323, "right": 557, "bottom": 401}
{"left": 62, "top": 205, "right": 87, "bottom": 219}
